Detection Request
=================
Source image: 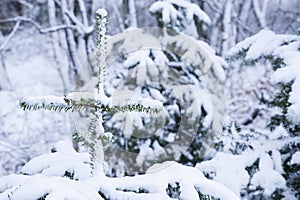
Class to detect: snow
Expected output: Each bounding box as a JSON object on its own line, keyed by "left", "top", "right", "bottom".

{"left": 226, "top": 30, "right": 298, "bottom": 60}
{"left": 163, "top": 33, "right": 226, "bottom": 82}
{"left": 111, "top": 88, "right": 164, "bottom": 110}
{"left": 0, "top": 174, "right": 103, "bottom": 200}
{"left": 20, "top": 141, "right": 91, "bottom": 181}
{"left": 271, "top": 150, "right": 284, "bottom": 174}
{"left": 21, "top": 95, "right": 66, "bottom": 107}
{"left": 251, "top": 154, "right": 286, "bottom": 195}
{"left": 196, "top": 151, "right": 257, "bottom": 196}
{"left": 94, "top": 87, "right": 112, "bottom": 106}
{"left": 287, "top": 76, "right": 300, "bottom": 123}
{"left": 65, "top": 92, "right": 94, "bottom": 101}
{"left": 96, "top": 9, "right": 108, "bottom": 18}
{"left": 0, "top": 51, "right": 71, "bottom": 176}
{"left": 149, "top": 0, "right": 211, "bottom": 25}
{"left": 110, "top": 161, "right": 239, "bottom": 200}
{"left": 227, "top": 30, "right": 300, "bottom": 124}
{"left": 149, "top": 1, "right": 177, "bottom": 24}
{"left": 0, "top": 141, "right": 239, "bottom": 200}
{"left": 268, "top": 125, "right": 288, "bottom": 140}
{"left": 290, "top": 151, "right": 300, "bottom": 165}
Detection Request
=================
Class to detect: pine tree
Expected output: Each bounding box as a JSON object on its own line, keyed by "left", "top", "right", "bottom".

{"left": 19, "top": 8, "right": 161, "bottom": 176}
{"left": 0, "top": 6, "right": 240, "bottom": 200}
{"left": 220, "top": 29, "right": 300, "bottom": 199}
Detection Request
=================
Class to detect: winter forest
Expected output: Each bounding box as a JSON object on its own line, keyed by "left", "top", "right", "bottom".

{"left": 0, "top": 0, "right": 300, "bottom": 199}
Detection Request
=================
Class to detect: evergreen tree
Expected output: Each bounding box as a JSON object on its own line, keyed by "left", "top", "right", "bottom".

{"left": 0, "top": 7, "right": 237, "bottom": 200}
{"left": 202, "top": 30, "right": 300, "bottom": 199}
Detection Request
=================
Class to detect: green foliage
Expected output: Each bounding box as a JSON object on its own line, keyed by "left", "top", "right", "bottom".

{"left": 20, "top": 97, "right": 161, "bottom": 114}
{"left": 166, "top": 182, "right": 181, "bottom": 198}
{"left": 281, "top": 142, "right": 300, "bottom": 199}
{"left": 36, "top": 194, "right": 48, "bottom": 200}
{"left": 267, "top": 81, "right": 300, "bottom": 134}
{"left": 64, "top": 171, "right": 75, "bottom": 180}
{"left": 19, "top": 97, "right": 95, "bottom": 112}
{"left": 18, "top": 8, "right": 162, "bottom": 176}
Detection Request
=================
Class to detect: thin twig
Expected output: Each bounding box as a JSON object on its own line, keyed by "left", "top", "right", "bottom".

{"left": 0, "top": 17, "right": 80, "bottom": 34}
{"left": 0, "top": 20, "right": 20, "bottom": 51}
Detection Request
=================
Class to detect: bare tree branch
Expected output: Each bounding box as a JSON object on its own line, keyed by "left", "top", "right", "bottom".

{"left": 0, "top": 17, "right": 82, "bottom": 34}
{"left": 0, "top": 20, "right": 20, "bottom": 51}
{"left": 17, "top": 0, "right": 34, "bottom": 9}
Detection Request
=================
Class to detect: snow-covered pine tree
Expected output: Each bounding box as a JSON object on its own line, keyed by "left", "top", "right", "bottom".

{"left": 197, "top": 30, "right": 300, "bottom": 199}
{"left": 0, "top": 7, "right": 239, "bottom": 200}
{"left": 84, "top": 0, "right": 227, "bottom": 174}
{"left": 149, "top": 0, "right": 211, "bottom": 39}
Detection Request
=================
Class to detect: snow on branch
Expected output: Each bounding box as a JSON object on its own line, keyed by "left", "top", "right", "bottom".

{"left": 0, "top": 141, "right": 239, "bottom": 200}
{"left": 19, "top": 93, "right": 162, "bottom": 114}
{"left": 19, "top": 95, "right": 73, "bottom": 112}
{"left": 149, "top": 0, "right": 211, "bottom": 26}
{"left": 226, "top": 30, "right": 298, "bottom": 61}
{"left": 226, "top": 30, "right": 300, "bottom": 124}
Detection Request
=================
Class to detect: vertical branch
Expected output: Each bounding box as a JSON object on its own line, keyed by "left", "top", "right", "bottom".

{"left": 128, "top": 0, "right": 137, "bottom": 28}
{"left": 0, "top": 20, "right": 20, "bottom": 91}
{"left": 48, "top": 0, "right": 69, "bottom": 92}
{"left": 95, "top": 9, "right": 107, "bottom": 95}
{"left": 76, "top": 0, "right": 93, "bottom": 82}
{"left": 123, "top": 0, "right": 137, "bottom": 28}
{"left": 90, "top": 8, "right": 108, "bottom": 177}
{"left": 221, "top": 0, "right": 233, "bottom": 56}
{"left": 0, "top": 53, "right": 11, "bottom": 90}
{"left": 61, "top": 0, "right": 81, "bottom": 78}
{"left": 77, "top": 0, "right": 89, "bottom": 27}
{"left": 112, "top": 3, "right": 125, "bottom": 31}
{"left": 236, "top": 0, "right": 253, "bottom": 40}
{"left": 253, "top": 0, "right": 269, "bottom": 29}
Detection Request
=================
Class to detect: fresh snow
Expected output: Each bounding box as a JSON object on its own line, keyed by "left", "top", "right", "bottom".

{"left": 20, "top": 141, "right": 91, "bottom": 181}
{"left": 149, "top": 0, "right": 211, "bottom": 26}
{"left": 0, "top": 141, "right": 239, "bottom": 200}
{"left": 196, "top": 151, "right": 257, "bottom": 196}
{"left": 290, "top": 151, "right": 300, "bottom": 165}
{"left": 96, "top": 9, "right": 108, "bottom": 18}
{"left": 251, "top": 154, "right": 286, "bottom": 195}
{"left": 227, "top": 30, "right": 300, "bottom": 124}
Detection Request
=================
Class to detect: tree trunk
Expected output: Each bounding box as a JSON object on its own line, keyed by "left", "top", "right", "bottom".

{"left": 0, "top": 53, "right": 11, "bottom": 91}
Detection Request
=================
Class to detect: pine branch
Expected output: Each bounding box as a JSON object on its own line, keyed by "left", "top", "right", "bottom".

{"left": 106, "top": 104, "right": 162, "bottom": 114}
{"left": 19, "top": 95, "right": 161, "bottom": 114}
{"left": 19, "top": 98, "right": 73, "bottom": 112}
{"left": 19, "top": 96, "right": 95, "bottom": 112}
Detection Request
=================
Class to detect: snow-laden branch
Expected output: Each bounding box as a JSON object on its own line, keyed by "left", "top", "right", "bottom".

{"left": 63, "top": 9, "right": 93, "bottom": 35}
{"left": 226, "top": 30, "right": 300, "bottom": 124}
{"left": 0, "top": 141, "right": 239, "bottom": 200}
